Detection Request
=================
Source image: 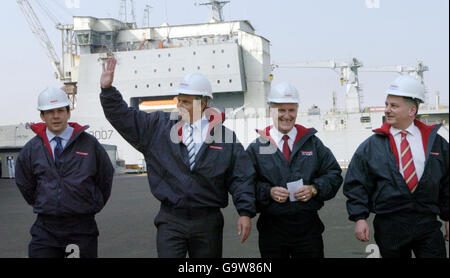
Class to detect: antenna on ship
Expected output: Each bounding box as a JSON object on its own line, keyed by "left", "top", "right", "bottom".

{"left": 196, "top": 0, "right": 230, "bottom": 23}
{"left": 119, "top": 0, "right": 136, "bottom": 24}
{"left": 142, "top": 3, "right": 153, "bottom": 28}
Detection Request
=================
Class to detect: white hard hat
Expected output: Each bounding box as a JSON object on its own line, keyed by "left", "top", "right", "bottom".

{"left": 176, "top": 72, "right": 213, "bottom": 99}
{"left": 267, "top": 82, "right": 300, "bottom": 104}
{"left": 385, "top": 75, "right": 425, "bottom": 103}
{"left": 37, "top": 87, "right": 71, "bottom": 111}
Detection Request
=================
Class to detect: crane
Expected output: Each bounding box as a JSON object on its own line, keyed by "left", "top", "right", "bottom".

{"left": 273, "top": 59, "right": 429, "bottom": 113}
{"left": 16, "top": 0, "right": 63, "bottom": 81}
{"left": 16, "top": 0, "right": 77, "bottom": 108}
{"left": 359, "top": 61, "right": 428, "bottom": 84}
{"left": 274, "top": 58, "right": 364, "bottom": 113}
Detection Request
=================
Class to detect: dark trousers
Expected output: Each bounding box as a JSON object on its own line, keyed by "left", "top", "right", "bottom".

{"left": 154, "top": 206, "right": 224, "bottom": 258}
{"left": 28, "top": 214, "right": 99, "bottom": 258}
{"left": 373, "top": 212, "right": 447, "bottom": 258}
{"left": 257, "top": 212, "right": 325, "bottom": 258}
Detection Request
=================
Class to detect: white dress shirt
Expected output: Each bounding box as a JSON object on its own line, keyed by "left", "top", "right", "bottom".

{"left": 46, "top": 125, "right": 74, "bottom": 156}
{"left": 182, "top": 115, "right": 209, "bottom": 156}
{"left": 390, "top": 122, "right": 425, "bottom": 181}
{"left": 270, "top": 126, "right": 298, "bottom": 153}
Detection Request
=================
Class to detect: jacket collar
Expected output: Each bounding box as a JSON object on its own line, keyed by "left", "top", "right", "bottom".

{"left": 31, "top": 122, "right": 88, "bottom": 159}
{"left": 255, "top": 124, "right": 313, "bottom": 148}
{"left": 176, "top": 107, "right": 225, "bottom": 142}
{"left": 373, "top": 118, "right": 437, "bottom": 167}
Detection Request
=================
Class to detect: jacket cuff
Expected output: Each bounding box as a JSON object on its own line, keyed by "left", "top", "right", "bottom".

{"left": 239, "top": 211, "right": 256, "bottom": 219}
{"left": 100, "top": 86, "right": 116, "bottom": 93}
{"left": 349, "top": 214, "right": 369, "bottom": 222}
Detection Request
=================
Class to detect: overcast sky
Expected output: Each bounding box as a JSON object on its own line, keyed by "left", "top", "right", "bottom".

{"left": 0, "top": 0, "right": 448, "bottom": 125}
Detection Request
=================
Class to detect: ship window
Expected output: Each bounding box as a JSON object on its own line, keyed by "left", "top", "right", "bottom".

{"left": 77, "top": 33, "right": 90, "bottom": 44}
{"left": 147, "top": 85, "right": 149, "bottom": 88}
{"left": 212, "top": 65, "right": 215, "bottom": 69}
{"left": 134, "top": 70, "right": 138, "bottom": 74}
{"left": 229, "top": 79, "right": 232, "bottom": 83}
{"left": 221, "top": 49, "right": 224, "bottom": 53}
{"left": 217, "top": 80, "right": 221, "bottom": 84}
{"left": 193, "top": 51, "right": 196, "bottom": 55}
{"left": 170, "top": 83, "right": 173, "bottom": 87}
{"left": 158, "top": 54, "right": 161, "bottom": 58}
{"left": 158, "top": 84, "right": 161, "bottom": 87}
{"left": 168, "top": 68, "right": 171, "bottom": 72}
{"left": 168, "top": 53, "right": 171, "bottom": 57}
{"left": 197, "top": 66, "right": 201, "bottom": 70}
{"left": 135, "top": 85, "right": 138, "bottom": 89}
{"left": 227, "top": 64, "right": 230, "bottom": 68}
{"left": 133, "top": 56, "right": 136, "bottom": 60}
{"left": 182, "top": 67, "right": 185, "bottom": 71}
{"left": 341, "top": 120, "right": 344, "bottom": 125}
{"left": 154, "top": 69, "right": 157, "bottom": 73}
{"left": 213, "top": 50, "right": 216, "bottom": 54}
{"left": 325, "top": 120, "right": 328, "bottom": 125}
{"left": 105, "top": 34, "right": 112, "bottom": 42}
{"left": 360, "top": 116, "right": 371, "bottom": 123}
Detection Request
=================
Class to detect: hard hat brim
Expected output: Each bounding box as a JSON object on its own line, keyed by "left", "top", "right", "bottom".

{"left": 38, "top": 102, "right": 71, "bottom": 111}
{"left": 177, "top": 88, "right": 213, "bottom": 99}
{"left": 267, "top": 99, "right": 300, "bottom": 104}
{"left": 385, "top": 89, "right": 425, "bottom": 103}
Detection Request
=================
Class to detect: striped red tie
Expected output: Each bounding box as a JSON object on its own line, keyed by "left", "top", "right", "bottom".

{"left": 400, "top": 131, "right": 418, "bottom": 193}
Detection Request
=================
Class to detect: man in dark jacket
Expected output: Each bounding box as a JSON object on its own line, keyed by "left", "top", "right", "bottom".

{"left": 99, "top": 58, "right": 255, "bottom": 258}
{"left": 344, "top": 75, "right": 449, "bottom": 258}
{"left": 15, "top": 87, "right": 114, "bottom": 258}
{"left": 246, "top": 82, "right": 342, "bottom": 258}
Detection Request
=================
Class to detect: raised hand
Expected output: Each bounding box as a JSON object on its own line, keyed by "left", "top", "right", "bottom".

{"left": 101, "top": 58, "right": 117, "bottom": 89}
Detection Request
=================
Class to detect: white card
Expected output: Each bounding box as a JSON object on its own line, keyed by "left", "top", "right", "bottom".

{"left": 287, "top": 179, "right": 304, "bottom": 202}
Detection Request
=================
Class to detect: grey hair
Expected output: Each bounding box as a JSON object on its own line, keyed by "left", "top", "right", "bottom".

{"left": 403, "top": 97, "right": 420, "bottom": 115}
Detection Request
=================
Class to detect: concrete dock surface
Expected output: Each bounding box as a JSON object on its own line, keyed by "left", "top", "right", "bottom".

{"left": 0, "top": 175, "right": 448, "bottom": 258}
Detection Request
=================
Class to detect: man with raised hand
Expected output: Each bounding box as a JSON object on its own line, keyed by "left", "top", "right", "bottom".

{"left": 99, "top": 58, "right": 256, "bottom": 258}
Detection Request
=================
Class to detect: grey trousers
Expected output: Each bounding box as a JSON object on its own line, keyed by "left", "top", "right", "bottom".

{"left": 154, "top": 208, "right": 224, "bottom": 258}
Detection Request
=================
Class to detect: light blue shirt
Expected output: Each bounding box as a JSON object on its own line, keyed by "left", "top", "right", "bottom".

{"left": 182, "top": 115, "right": 210, "bottom": 156}
{"left": 46, "top": 125, "right": 74, "bottom": 156}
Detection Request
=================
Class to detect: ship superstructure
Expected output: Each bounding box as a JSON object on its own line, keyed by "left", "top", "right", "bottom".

{"left": 1, "top": 0, "right": 448, "bottom": 173}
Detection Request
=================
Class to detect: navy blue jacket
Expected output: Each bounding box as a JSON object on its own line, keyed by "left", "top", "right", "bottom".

{"left": 344, "top": 119, "right": 449, "bottom": 222}
{"left": 100, "top": 86, "right": 256, "bottom": 217}
{"left": 246, "top": 125, "right": 343, "bottom": 216}
{"left": 15, "top": 123, "right": 114, "bottom": 216}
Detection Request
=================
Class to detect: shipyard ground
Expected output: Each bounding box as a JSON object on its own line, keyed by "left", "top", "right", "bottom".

{"left": 0, "top": 174, "right": 448, "bottom": 258}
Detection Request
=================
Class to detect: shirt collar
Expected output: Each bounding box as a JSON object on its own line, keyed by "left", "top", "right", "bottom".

{"left": 271, "top": 126, "right": 297, "bottom": 144}
{"left": 46, "top": 125, "right": 73, "bottom": 142}
{"left": 390, "top": 122, "right": 418, "bottom": 137}
{"left": 183, "top": 115, "right": 208, "bottom": 130}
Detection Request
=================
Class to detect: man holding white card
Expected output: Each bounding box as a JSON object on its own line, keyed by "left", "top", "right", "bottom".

{"left": 246, "top": 82, "right": 343, "bottom": 258}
